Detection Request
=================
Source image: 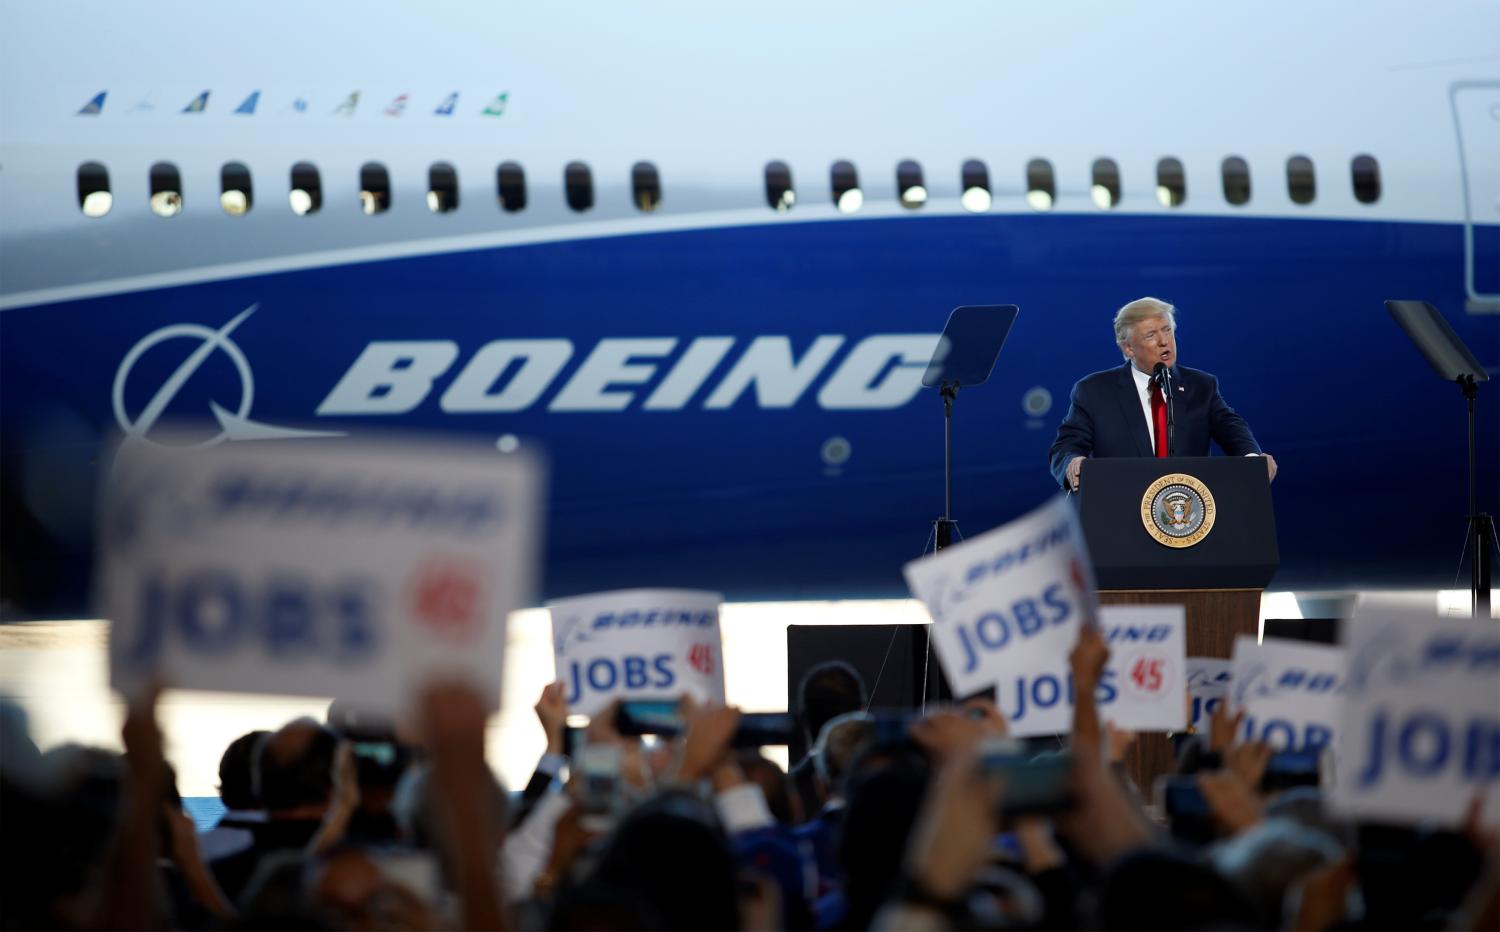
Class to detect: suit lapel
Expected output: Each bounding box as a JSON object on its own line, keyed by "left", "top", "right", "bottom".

{"left": 1114, "top": 364, "right": 1153, "bottom": 457}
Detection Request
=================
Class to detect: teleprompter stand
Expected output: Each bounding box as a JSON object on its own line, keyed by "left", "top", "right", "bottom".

{"left": 920, "top": 305, "right": 1019, "bottom": 552}
{"left": 1387, "top": 300, "right": 1494, "bottom": 618}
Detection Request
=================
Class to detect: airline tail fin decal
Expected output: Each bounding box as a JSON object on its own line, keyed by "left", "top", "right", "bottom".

{"left": 481, "top": 91, "right": 507, "bottom": 117}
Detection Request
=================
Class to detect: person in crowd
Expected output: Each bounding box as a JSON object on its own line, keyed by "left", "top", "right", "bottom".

{"left": 510, "top": 680, "right": 570, "bottom": 831}
{"left": 795, "top": 710, "right": 874, "bottom": 899}
{"left": 791, "top": 662, "right": 869, "bottom": 820}
{"left": 195, "top": 728, "right": 268, "bottom": 862}
{"left": 208, "top": 717, "right": 340, "bottom": 905}
{"left": 326, "top": 702, "right": 412, "bottom": 846}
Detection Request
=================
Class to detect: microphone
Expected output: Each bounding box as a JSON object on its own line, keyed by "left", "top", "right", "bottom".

{"left": 1152, "top": 362, "right": 1174, "bottom": 456}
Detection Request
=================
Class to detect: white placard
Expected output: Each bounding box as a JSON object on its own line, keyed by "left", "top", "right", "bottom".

{"left": 903, "top": 495, "right": 1099, "bottom": 736}
{"left": 100, "top": 435, "right": 542, "bottom": 714}
{"left": 1331, "top": 607, "right": 1500, "bottom": 827}
{"left": 547, "top": 588, "right": 725, "bottom": 717}
{"left": 1229, "top": 636, "right": 1346, "bottom": 751}
{"left": 1187, "top": 658, "right": 1232, "bottom": 734}
{"left": 1099, "top": 605, "right": 1187, "bottom": 732}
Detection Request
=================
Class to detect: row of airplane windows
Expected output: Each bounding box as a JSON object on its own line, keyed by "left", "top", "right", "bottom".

{"left": 72, "top": 155, "right": 1384, "bottom": 219}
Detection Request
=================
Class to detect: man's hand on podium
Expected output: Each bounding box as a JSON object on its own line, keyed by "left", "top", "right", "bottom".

{"left": 1067, "top": 455, "right": 1085, "bottom": 491}
{"left": 1251, "top": 453, "right": 1278, "bottom": 482}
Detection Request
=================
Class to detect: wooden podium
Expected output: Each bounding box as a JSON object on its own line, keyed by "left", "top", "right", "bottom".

{"left": 1078, "top": 456, "right": 1278, "bottom": 793}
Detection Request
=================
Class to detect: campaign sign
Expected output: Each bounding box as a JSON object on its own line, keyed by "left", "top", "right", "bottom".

{"left": 903, "top": 495, "right": 1100, "bottom": 736}
{"left": 1229, "top": 636, "right": 1346, "bottom": 752}
{"left": 1187, "top": 658, "right": 1232, "bottom": 734}
{"left": 547, "top": 589, "right": 725, "bottom": 717}
{"left": 1331, "top": 608, "right": 1500, "bottom": 827}
{"left": 99, "top": 434, "right": 542, "bottom": 714}
{"left": 1098, "top": 605, "right": 1187, "bottom": 732}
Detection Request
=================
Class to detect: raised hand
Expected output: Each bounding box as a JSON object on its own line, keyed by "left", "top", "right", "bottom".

{"left": 1224, "top": 739, "right": 1272, "bottom": 790}
{"left": 534, "top": 681, "right": 568, "bottom": 754}
{"left": 678, "top": 700, "right": 742, "bottom": 782}
{"left": 1198, "top": 770, "right": 1263, "bottom": 835}
{"left": 1209, "top": 704, "right": 1246, "bottom": 753}
{"left": 903, "top": 744, "right": 1003, "bottom": 902}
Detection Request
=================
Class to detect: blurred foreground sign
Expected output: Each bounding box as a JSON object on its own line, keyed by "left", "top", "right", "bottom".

{"left": 904, "top": 496, "right": 1102, "bottom": 736}
{"left": 1098, "top": 605, "right": 1187, "bottom": 732}
{"left": 98, "top": 434, "right": 542, "bottom": 713}
{"left": 547, "top": 588, "right": 725, "bottom": 717}
{"left": 1230, "top": 636, "right": 1345, "bottom": 752}
{"left": 1331, "top": 607, "right": 1500, "bottom": 827}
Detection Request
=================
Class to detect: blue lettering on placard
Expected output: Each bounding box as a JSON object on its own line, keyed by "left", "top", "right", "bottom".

{"left": 129, "top": 570, "right": 378, "bottom": 667}
{"left": 961, "top": 521, "right": 1073, "bottom": 586}
{"left": 954, "top": 583, "right": 1073, "bottom": 674}
{"left": 1190, "top": 695, "right": 1225, "bottom": 727}
{"left": 1107, "top": 625, "right": 1172, "bottom": 644}
{"left": 563, "top": 653, "right": 679, "bottom": 705}
{"left": 1008, "top": 670, "right": 1115, "bottom": 724}
{"left": 1243, "top": 716, "right": 1333, "bottom": 751}
{"left": 591, "top": 610, "right": 714, "bottom": 631}
{"left": 1356, "top": 708, "right": 1500, "bottom": 789}
{"left": 210, "top": 473, "right": 503, "bottom": 534}
{"left": 1272, "top": 669, "right": 1340, "bottom": 694}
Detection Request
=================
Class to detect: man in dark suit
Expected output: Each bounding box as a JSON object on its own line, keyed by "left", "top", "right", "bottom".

{"left": 1048, "top": 297, "right": 1277, "bottom": 490}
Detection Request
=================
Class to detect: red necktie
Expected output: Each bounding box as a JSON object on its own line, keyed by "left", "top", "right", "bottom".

{"left": 1151, "top": 383, "right": 1169, "bottom": 458}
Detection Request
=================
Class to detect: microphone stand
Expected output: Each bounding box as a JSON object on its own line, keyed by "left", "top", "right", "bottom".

{"left": 1154, "top": 364, "right": 1175, "bottom": 457}
{"left": 934, "top": 381, "right": 959, "bottom": 551}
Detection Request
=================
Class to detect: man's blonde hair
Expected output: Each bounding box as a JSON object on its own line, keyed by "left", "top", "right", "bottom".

{"left": 1113, "top": 297, "right": 1176, "bottom": 347}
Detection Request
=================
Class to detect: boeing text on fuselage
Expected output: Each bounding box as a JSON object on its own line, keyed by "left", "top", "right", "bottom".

{"left": 114, "top": 310, "right": 943, "bottom": 445}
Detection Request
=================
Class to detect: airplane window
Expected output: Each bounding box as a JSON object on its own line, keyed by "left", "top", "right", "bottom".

{"left": 831, "top": 160, "right": 861, "bottom": 213}
{"left": 77, "top": 162, "right": 112, "bottom": 218}
{"left": 897, "top": 159, "right": 926, "bottom": 209}
{"left": 1222, "top": 156, "right": 1251, "bottom": 206}
{"left": 1025, "top": 159, "right": 1054, "bottom": 211}
{"left": 1091, "top": 158, "right": 1121, "bottom": 209}
{"left": 1156, "top": 157, "right": 1186, "bottom": 207}
{"left": 149, "top": 162, "right": 183, "bottom": 217}
{"left": 632, "top": 161, "right": 661, "bottom": 212}
{"left": 220, "top": 162, "right": 253, "bottom": 216}
{"left": 360, "top": 163, "right": 391, "bottom": 215}
{"left": 765, "top": 161, "right": 794, "bottom": 211}
{"left": 497, "top": 162, "right": 526, "bottom": 212}
{"left": 1287, "top": 155, "right": 1316, "bottom": 205}
{"left": 565, "top": 161, "right": 593, "bottom": 212}
{"left": 960, "top": 159, "right": 991, "bottom": 212}
{"left": 1352, "top": 154, "right": 1380, "bottom": 204}
{"left": 290, "top": 162, "right": 322, "bottom": 215}
{"left": 428, "top": 162, "right": 459, "bottom": 213}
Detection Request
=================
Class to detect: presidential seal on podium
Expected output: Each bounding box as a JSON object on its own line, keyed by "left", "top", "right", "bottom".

{"left": 1142, "top": 473, "right": 1216, "bottom": 548}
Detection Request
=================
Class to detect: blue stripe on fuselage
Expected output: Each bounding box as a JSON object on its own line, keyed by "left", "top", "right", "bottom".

{"left": 1, "top": 213, "right": 1496, "bottom": 615}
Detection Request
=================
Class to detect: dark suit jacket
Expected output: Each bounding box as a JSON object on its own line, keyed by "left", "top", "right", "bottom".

{"left": 1048, "top": 363, "right": 1261, "bottom": 489}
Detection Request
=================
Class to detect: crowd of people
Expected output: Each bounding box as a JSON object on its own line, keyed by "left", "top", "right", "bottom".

{"left": 2, "top": 624, "right": 1496, "bottom": 931}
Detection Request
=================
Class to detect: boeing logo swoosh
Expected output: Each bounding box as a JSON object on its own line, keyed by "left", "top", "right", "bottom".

{"left": 112, "top": 305, "right": 343, "bottom": 446}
